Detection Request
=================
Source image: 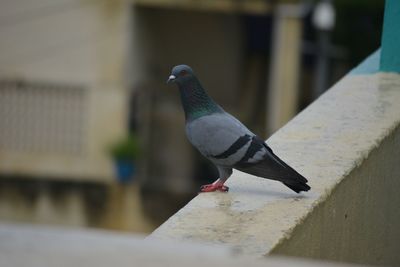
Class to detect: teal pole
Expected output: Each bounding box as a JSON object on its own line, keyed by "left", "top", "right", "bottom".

{"left": 380, "top": 0, "right": 400, "bottom": 72}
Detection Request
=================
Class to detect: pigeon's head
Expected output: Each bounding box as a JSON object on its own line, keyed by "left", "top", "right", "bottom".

{"left": 167, "top": 65, "right": 194, "bottom": 85}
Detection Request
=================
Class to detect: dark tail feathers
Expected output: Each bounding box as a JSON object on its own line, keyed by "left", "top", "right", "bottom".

{"left": 235, "top": 147, "right": 311, "bottom": 194}
{"left": 283, "top": 181, "right": 311, "bottom": 193}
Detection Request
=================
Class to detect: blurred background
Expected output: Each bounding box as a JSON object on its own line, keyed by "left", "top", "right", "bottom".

{"left": 0, "top": 0, "right": 383, "bottom": 234}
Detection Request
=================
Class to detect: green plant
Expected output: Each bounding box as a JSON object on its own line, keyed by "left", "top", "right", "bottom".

{"left": 108, "top": 134, "right": 140, "bottom": 161}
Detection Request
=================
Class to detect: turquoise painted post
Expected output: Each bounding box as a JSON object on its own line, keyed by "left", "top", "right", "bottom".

{"left": 380, "top": 0, "right": 400, "bottom": 72}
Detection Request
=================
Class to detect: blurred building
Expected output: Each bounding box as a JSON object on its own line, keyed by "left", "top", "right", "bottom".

{"left": 0, "top": 0, "right": 383, "bottom": 232}
{"left": 0, "top": 0, "right": 151, "bottom": 231}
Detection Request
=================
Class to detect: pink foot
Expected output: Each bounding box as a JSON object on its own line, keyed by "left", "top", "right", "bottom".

{"left": 199, "top": 183, "right": 229, "bottom": 193}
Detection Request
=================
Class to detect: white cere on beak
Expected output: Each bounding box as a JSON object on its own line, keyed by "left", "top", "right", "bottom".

{"left": 169, "top": 75, "right": 176, "bottom": 80}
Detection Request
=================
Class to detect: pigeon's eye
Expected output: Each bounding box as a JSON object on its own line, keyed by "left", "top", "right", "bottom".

{"left": 180, "top": 70, "right": 188, "bottom": 76}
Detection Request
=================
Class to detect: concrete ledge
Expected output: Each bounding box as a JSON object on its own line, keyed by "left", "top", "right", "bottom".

{"left": 149, "top": 68, "right": 400, "bottom": 266}
{"left": 0, "top": 222, "right": 357, "bottom": 267}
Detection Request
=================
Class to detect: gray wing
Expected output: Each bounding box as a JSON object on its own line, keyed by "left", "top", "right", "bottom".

{"left": 185, "top": 113, "right": 269, "bottom": 167}
{"left": 186, "top": 112, "right": 310, "bottom": 193}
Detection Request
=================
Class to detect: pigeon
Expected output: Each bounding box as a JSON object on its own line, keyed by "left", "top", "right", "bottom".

{"left": 167, "top": 65, "right": 310, "bottom": 193}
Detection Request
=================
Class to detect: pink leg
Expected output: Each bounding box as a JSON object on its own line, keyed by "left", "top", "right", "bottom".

{"left": 199, "top": 178, "right": 229, "bottom": 193}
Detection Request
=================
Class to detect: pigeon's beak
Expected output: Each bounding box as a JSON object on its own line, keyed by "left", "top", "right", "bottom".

{"left": 166, "top": 75, "right": 176, "bottom": 84}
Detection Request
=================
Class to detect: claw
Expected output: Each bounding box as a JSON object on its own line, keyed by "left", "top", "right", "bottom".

{"left": 219, "top": 185, "right": 229, "bottom": 192}
{"left": 199, "top": 183, "right": 229, "bottom": 193}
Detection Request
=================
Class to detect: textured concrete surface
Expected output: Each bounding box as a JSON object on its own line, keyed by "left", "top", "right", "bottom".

{"left": 149, "top": 72, "right": 400, "bottom": 264}
{"left": 272, "top": 123, "right": 400, "bottom": 266}
{"left": 0, "top": 222, "right": 361, "bottom": 267}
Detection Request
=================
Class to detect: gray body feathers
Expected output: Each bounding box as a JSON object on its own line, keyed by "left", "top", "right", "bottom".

{"left": 186, "top": 112, "right": 310, "bottom": 193}
{"left": 169, "top": 64, "right": 310, "bottom": 193}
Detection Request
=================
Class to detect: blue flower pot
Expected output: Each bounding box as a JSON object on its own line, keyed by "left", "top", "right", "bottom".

{"left": 114, "top": 160, "right": 135, "bottom": 183}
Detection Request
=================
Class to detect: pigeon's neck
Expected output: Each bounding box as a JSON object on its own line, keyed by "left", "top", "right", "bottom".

{"left": 178, "top": 77, "right": 222, "bottom": 122}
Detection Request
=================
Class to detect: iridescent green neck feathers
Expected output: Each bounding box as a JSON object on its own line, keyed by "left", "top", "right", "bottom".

{"left": 178, "top": 77, "right": 222, "bottom": 122}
